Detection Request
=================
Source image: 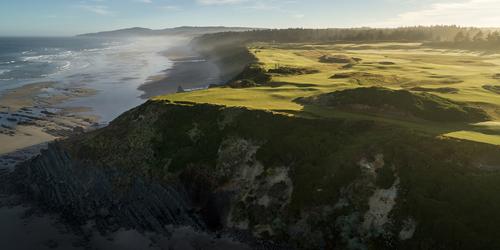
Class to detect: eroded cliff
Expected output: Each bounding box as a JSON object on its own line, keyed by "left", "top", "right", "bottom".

{"left": 8, "top": 100, "right": 500, "bottom": 249}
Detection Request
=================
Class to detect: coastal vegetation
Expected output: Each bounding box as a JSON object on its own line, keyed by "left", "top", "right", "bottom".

{"left": 295, "top": 87, "right": 490, "bottom": 122}
{"left": 38, "top": 101, "right": 500, "bottom": 249}
{"left": 5, "top": 26, "right": 500, "bottom": 249}
{"left": 195, "top": 26, "right": 500, "bottom": 50}
{"left": 158, "top": 40, "right": 500, "bottom": 145}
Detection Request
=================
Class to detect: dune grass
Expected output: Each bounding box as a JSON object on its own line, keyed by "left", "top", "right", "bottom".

{"left": 155, "top": 42, "right": 500, "bottom": 145}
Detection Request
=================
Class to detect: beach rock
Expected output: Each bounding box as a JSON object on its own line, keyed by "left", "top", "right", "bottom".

{"left": 72, "top": 126, "right": 85, "bottom": 134}
{"left": 177, "top": 86, "right": 186, "bottom": 93}
{"left": 44, "top": 239, "right": 59, "bottom": 249}
{"left": 10, "top": 143, "right": 205, "bottom": 234}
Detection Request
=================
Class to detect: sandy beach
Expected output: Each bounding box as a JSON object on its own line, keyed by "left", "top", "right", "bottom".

{"left": 0, "top": 37, "right": 243, "bottom": 250}
{"left": 139, "top": 45, "right": 221, "bottom": 98}
{"left": 0, "top": 41, "right": 228, "bottom": 167}
{"left": 0, "top": 81, "right": 99, "bottom": 164}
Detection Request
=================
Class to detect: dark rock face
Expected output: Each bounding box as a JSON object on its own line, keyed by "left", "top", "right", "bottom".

{"left": 10, "top": 143, "right": 204, "bottom": 234}
{"left": 5, "top": 102, "right": 500, "bottom": 250}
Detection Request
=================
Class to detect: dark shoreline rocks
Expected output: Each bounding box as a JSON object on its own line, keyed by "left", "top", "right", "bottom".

{"left": 2, "top": 141, "right": 279, "bottom": 249}
{"left": 9, "top": 143, "right": 205, "bottom": 234}
{"left": 3, "top": 101, "right": 500, "bottom": 249}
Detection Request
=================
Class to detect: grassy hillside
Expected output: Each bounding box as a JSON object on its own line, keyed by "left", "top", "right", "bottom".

{"left": 156, "top": 42, "right": 500, "bottom": 145}
{"left": 296, "top": 87, "right": 490, "bottom": 122}
{"left": 61, "top": 101, "right": 500, "bottom": 249}
{"left": 42, "top": 39, "right": 500, "bottom": 248}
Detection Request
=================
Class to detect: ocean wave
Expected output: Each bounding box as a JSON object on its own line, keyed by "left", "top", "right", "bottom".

{"left": 59, "top": 61, "right": 72, "bottom": 71}
{"left": 22, "top": 50, "right": 76, "bottom": 63}
{"left": 175, "top": 59, "right": 207, "bottom": 63}
{"left": 42, "top": 47, "right": 61, "bottom": 52}
{"left": 22, "top": 55, "right": 47, "bottom": 62}
{"left": 83, "top": 48, "right": 105, "bottom": 53}
{"left": 0, "top": 61, "right": 16, "bottom": 65}
{"left": 0, "top": 69, "right": 11, "bottom": 75}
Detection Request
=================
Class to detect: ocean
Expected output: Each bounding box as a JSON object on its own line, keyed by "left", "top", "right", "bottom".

{"left": 0, "top": 36, "right": 175, "bottom": 122}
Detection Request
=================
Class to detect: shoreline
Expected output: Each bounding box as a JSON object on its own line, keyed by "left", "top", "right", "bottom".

{"left": 0, "top": 81, "right": 100, "bottom": 163}
{"left": 0, "top": 38, "right": 255, "bottom": 250}
{"left": 138, "top": 45, "right": 222, "bottom": 99}
{"left": 0, "top": 37, "right": 247, "bottom": 166}
{"left": 0, "top": 43, "right": 219, "bottom": 162}
{"left": 138, "top": 39, "right": 254, "bottom": 99}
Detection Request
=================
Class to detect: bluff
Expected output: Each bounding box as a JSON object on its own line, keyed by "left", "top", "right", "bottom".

{"left": 7, "top": 101, "right": 500, "bottom": 249}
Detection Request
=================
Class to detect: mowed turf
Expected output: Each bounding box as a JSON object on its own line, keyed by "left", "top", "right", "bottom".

{"left": 155, "top": 42, "right": 500, "bottom": 145}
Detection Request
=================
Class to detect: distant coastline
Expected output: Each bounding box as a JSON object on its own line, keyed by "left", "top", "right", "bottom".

{"left": 0, "top": 33, "right": 250, "bottom": 163}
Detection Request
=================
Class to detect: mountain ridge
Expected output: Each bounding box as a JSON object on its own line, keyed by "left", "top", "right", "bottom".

{"left": 77, "top": 26, "right": 260, "bottom": 37}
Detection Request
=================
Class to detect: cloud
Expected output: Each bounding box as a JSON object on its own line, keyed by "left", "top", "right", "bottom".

{"left": 136, "top": 0, "right": 152, "bottom": 3}
{"left": 293, "top": 13, "right": 305, "bottom": 19}
{"left": 162, "top": 5, "right": 181, "bottom": 11}
{"left": 197, "top": 0, "right": 247, "bottom": 5}
{"left": 244, "top": 1, "right": 277, "bottom": 10}
{"left": 196, "top": 0, "right": 298, "bottom": 11}
{"left": 374, "top": 0, "right": 500, "bottom": 27}
{"left": 78, "top": 4, "right": 113, "bottom": 15}
{"left": 195, "top": 0, "right": 303, "bottom": 21}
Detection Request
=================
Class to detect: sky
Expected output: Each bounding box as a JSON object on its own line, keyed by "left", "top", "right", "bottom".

{"left": 1, "top": 0, "right": 500, "bottom": 36}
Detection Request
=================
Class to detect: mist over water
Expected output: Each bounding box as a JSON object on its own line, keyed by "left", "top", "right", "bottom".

{"left": 0, "top": 36, "right": 178, "bottom": 122}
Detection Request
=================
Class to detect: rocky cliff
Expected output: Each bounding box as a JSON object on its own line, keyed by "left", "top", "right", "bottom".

{"left": 7, "top": 100, "right": 500, "bottom": 249}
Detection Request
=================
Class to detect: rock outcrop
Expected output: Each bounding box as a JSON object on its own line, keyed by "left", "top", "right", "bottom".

{"left": 5, "top": 101, "right": 500, "bottom": 249}
{"left": 10, "top": 143, "right": 204, "bottom": 234}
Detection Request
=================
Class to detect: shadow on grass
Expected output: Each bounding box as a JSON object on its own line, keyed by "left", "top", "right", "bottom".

{"left": 295, "top": 103, "right": 495, "bottom": 140}
{"left": 265, "top": 81, "right": 318, "bottom": 88}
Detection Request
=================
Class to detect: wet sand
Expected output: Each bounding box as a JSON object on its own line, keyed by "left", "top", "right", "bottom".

{"left": 139, "top": 45, "right": 221, "bottom": 99}
{"left": 0, "top": 127, "right": 53, "bottom": 156}
{"left": 0, "top": 81, "right": 99, "bottom": 156}
{"left": 0, "top": 41, "right": 253, "bottom": 250}
{"left": 0, "top": 43, "right": 225, "bottom": 156}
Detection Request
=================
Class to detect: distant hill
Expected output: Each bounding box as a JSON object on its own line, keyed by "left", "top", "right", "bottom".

{"left": 77, "top": 26, "right": 259, "bottom": 38}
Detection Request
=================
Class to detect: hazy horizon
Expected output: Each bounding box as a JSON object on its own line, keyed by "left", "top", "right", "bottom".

{"left": 1, "top": 0, "right": 500, "bottom": 36}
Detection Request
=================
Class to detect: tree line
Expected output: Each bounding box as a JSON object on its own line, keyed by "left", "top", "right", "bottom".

{"left": 193, "top": 26, "right": 500, "bottom": 50}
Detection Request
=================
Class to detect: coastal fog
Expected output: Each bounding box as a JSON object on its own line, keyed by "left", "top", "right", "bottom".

{"left": 0, "top": 35, "right": 220, "bottom": 156}
{"left": 0, "top": 34, "right": 228, "bottom": 249}
{"left": 1, "top": 36, "right": 182, "bottom": 122}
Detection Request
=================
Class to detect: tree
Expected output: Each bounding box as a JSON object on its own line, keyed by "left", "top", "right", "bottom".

{"left": 487, "top": 31, "right": 500, "bottom": 42}
{"left": 472, "top": 31, "right": 484, "bottom": 42}
{"left": 454, "top": 31, "right": 466, "bottom": 43}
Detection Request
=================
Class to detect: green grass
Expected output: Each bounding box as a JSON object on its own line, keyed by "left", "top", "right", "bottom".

{"left": 444, "top": 131, "right": 500, "bottom": 145}
{"left": 297, "top": 87, "right": 490, "bottom": 122}
{"left": 155, "top": 42, "right": 500, "bottom": 145}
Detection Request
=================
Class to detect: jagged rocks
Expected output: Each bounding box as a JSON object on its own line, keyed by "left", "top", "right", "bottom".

{"left": 332, "top": 155, "right": 411, "bottom": 250}
{"left": 5, "top": 102, "right": 500, "bottom": 249}
{"left": 214, "top": 137, "right": 293, "bottom": 237}
{"left": 10, "top": 143, "right": 204, "bottom": 234}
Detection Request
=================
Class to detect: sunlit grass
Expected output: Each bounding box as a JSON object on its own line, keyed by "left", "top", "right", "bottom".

{"left": 444, "top": 131, "right": 500, "bottom": 145}
{"left": 155, "top": 42, "right": 500, "bottom": 145}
